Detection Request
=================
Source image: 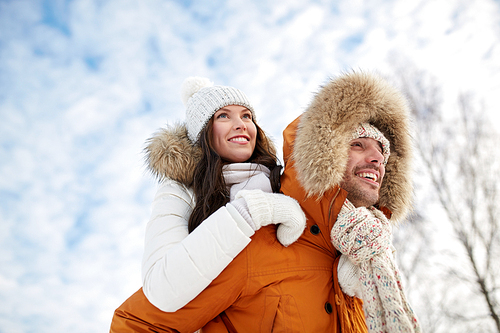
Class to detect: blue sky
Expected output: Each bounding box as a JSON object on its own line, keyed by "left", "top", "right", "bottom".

{"left": 1, "top": 0, "right": 499, "bottom": 331}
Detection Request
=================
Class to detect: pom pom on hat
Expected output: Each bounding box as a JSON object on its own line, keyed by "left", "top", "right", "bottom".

{"left": 181, "top": 77, "right": 213, "bottom": 106}
{"left": 181, "top": 76, "right": 255, "bottom": 143}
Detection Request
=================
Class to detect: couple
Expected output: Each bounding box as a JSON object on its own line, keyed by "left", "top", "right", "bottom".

{"left": 110, "top": 72, "right": 421, "bottom": 332}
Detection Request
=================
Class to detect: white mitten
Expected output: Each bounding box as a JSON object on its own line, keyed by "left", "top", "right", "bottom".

{"left": 235, "top": 189, "right": 306, "bottom": 246}
{"left": 337, "top": 254, "right": 362, "bottom": 298}
{"left": 230, "top": 198, "right": 257, "bottom": 230}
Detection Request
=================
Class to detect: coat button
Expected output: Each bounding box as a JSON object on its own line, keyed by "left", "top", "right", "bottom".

{"left": 324, "top": 302, "right": 333, "bottom": 314}
{"left": 310, "top": 224, "right": 320, "bottom": 235}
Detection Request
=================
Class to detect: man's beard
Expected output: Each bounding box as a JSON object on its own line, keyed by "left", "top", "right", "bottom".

{"left": 339, "top": 174, "right": 380, "bottom": 208}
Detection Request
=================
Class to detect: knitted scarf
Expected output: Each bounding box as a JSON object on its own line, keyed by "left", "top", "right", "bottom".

{"left": 331, "top": 199, "right": 421, "bottom": 333}
{"left": 223, "top": 163, "right": 272, "bottom": 201}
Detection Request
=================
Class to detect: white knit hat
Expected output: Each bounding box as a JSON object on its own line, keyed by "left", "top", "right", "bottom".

{"left": 181, "top": 77, "right": 255, "bottom": 143}
{"left": 352, "top": 123, "right": 391, "bottom": 165}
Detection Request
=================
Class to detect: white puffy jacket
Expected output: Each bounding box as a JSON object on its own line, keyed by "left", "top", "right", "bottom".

{"left": 141, "top": 164, "right": 269, "bottom": 312}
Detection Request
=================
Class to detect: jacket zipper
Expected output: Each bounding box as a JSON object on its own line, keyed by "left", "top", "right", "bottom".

{"left": 327, "top": 187, "right": 342, "bottom": 223}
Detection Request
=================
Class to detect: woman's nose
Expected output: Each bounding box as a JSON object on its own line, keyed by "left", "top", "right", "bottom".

{"left": 233, "top": 118, "right": 247, "bottom": 130}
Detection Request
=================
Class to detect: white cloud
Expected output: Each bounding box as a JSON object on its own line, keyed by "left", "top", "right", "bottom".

{"left": 1, "top": 0, "right": 499, "bottom": 331}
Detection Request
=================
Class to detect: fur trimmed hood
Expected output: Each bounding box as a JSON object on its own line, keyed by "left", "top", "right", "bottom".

{"left": 292, "top": 71, "right": 413, "bottom": 222}
{"left": 144, "top": 124, "right": 201, "bottom": 187}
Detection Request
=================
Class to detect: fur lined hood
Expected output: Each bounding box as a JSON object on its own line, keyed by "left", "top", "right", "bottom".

{"left": 144, "top": 124, "right": 201, "bottom": 187}
{"left": 292, "top": 71, "right": 413, "bottom": 222}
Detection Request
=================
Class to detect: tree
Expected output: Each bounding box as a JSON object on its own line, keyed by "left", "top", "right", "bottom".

{"left": 394, "top": 67, "right": 500, "bottom": 332}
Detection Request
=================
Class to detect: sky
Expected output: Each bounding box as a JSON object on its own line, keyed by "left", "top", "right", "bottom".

{"left": 0, "top": 0, "right": 499, "bottom": 332}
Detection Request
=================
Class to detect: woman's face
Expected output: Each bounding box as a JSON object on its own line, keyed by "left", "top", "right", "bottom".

{"left": 212, "top": 105, "right": 257, "bottom": 163}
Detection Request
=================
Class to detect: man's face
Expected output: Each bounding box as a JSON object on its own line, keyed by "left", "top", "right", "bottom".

{"left": 339, "top": 137, "right": 386, "bottom": 207}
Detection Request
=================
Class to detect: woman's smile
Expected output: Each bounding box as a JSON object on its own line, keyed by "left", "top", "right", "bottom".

{"left": 212, "top": 105, "right": 257, "bottom": 162}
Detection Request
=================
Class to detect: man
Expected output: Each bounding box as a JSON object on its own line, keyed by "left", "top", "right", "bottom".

{"left": 111, "top": 71, "right": 417, "bottom": 332}
{"left": 281, "top": 71, "right": 419, "bottom": 332}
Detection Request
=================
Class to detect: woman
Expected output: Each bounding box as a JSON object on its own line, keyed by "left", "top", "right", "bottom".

{"left": 111, "top": 77, "right": 368, "bottom": 333}
{"left": 139, "top": 77, "right": 306, "bottom": 312}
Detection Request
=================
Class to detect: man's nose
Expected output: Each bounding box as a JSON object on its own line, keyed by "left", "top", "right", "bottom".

{"left": 367, "top": 146, "right": 384, "bottom": 164}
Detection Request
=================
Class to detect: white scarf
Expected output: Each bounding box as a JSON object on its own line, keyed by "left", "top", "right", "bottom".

{"left": 223, "top": 163, "right": 272, "bottom": 201}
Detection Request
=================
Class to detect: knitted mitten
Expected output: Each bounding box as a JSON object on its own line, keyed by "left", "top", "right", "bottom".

{"left": 337, "top": 254, "right": 362, "bottom": 298}
{"left": 230, "top": 198, "right": 257, "bottom": 230}
{"left": 234, "top": 189, "right": 306, "bottom": 246}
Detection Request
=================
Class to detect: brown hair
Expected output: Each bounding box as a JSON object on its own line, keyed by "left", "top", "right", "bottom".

{"left": 188, "top": 117, "right": 281, "bottom": 233}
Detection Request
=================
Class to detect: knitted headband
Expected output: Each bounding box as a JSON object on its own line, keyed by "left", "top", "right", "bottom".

{"left": 352, "top": 123, "right": 390, "bottom": 165}
{"left": 181, "top": 77, "right": 255, "bottom": 143}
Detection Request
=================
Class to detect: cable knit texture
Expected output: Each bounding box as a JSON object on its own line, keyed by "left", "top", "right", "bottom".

{"left": 235, "top": 189, "right": 306, "bottom": 246}
{"left": 230, "top": 198, "right": 256, "bottom": 229}
{"left": 331, "top": 199, "right": 421, "bottom": 333}
{"left": 181, "top": 77, "right": 255, "bottom": 143}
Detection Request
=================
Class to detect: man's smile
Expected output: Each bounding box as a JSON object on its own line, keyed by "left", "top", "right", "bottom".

{"left": 356, "top": 172, "right": 379, "bottom": 183}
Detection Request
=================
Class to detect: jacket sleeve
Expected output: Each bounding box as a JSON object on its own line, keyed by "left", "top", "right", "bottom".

{"left": 113, "top": 247, "right": 248, "bottom": 333}
{"left": 141, "top": 179, "right": 255, "bottom": 312}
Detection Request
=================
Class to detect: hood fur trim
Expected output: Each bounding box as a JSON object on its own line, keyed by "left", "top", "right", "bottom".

{"left": 293, "top": 71, "right": 413, "bottom": 222}
{"left": 144, "top": 124, "right": 201, "bottom": 186}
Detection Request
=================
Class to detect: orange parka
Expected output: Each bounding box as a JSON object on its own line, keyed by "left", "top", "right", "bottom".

{"left": 110, "top": 115, "right": 366, "bottom": 333}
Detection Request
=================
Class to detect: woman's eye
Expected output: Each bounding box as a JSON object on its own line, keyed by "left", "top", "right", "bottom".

{"left": 217, "top": 113, "right": 228, "bottom": 119}
{"left": 242, "top": 113, "right": 252, "bottom": 119}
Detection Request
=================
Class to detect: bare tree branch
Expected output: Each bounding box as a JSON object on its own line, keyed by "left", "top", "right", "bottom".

{"left": 390, "top": 61, "right": 500, "bottom": 332}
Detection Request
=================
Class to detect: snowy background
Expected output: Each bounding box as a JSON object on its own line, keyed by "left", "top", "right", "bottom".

{"left": 1, "top": 0, "right": 499, "bottom": 332}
